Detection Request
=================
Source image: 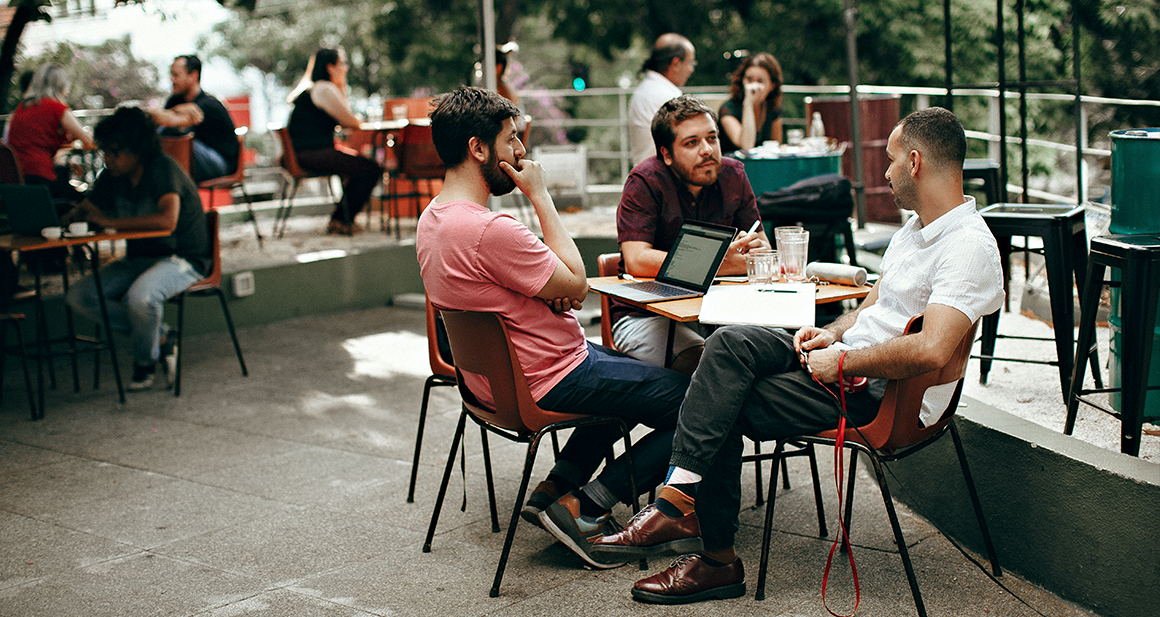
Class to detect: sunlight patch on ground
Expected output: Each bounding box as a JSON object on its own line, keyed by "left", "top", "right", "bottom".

{"left": 342, "top": 331, "right": 429, "bottom": 380}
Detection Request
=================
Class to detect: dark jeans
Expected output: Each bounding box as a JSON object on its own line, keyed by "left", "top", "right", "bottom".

{"left": 295, "top": 148, "right": 383, "bottom": 223}
{"left": 672, "top": 326, "right": 885, "bottom": 551}
{"left": 536, "top": 342, "right": 689, "bottom": 506}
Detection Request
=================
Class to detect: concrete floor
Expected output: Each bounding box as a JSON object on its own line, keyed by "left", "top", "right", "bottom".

{"left": 0, "top": 301, "right": 1102, "bottom": 616}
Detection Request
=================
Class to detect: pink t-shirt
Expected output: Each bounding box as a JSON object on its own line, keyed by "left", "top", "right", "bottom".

{"left": 416, "top": 199, "right": 588, "bottom": 408}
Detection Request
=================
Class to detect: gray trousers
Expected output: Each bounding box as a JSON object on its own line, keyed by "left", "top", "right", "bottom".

{"left": 670, "top": 326, "right": 885, "bottom": 551}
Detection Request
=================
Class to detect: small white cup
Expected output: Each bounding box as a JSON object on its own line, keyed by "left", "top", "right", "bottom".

{"left": 68, "top": 221, "right": 89, "bottom": 236}
{"left": 41, "top": 226, "right": 63, "bottom": 240}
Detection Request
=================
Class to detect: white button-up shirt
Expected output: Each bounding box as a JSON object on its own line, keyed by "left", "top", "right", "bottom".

{"left": 628, "top": 70, "right": 683, "bottom": 166}
{"left": 836, "top": 196, "right": 1004, "bottom": 425}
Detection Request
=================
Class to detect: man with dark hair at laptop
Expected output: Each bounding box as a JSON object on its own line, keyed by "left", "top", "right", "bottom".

{"left": 417, "top": 86, "right": 689, "bottom": 570}
{"left": 590, "top": 107, "right": 1004, "bottom": 604}
{"left": 63, "top": 106, "right": 211, "bottom": 391}
{"left": 613, "top": 94, "right": 770, "bottom": 374}
{"left": 148, "top": 54, "right": 239, "bottom": 182}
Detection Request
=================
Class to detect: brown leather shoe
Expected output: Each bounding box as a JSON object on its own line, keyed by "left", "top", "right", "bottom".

{"left": 591, "top": 504, "right": 703, "bottom": 558}
{"left": 632, "top": 554, "right": 746, "bottom": 604}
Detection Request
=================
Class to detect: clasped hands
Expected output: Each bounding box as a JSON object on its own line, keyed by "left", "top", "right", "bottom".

{"left": 794, "top": 326, "right": 845, "bottom": 383}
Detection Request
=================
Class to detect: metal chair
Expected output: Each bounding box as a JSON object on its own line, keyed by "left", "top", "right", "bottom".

{"left": 754, "top": 315, "right": 1002, "bottom": 617}
{"left": 198, "top": 127, "right": 263, "bottom": 246}
{"left": 160, "top": 133, "right": 194, "bottom": 177}
{"left": 270, "top": 126, "right": 336, "bottom": 238}
{"left": 405, "top": 293, "right": 460, "bottom": 503}
{"left": 423, "top": 307, "right": 639, "bottom": 598}
{"left": 167, "top": 211, "right": 248, "bottom": 397}
{"left": 1066, "top": 233, "right": 1160, "bottom": 456}
{"left": 975, "top": 203, "right": 1101, "bottom": 400}
{"left": 0, "top": 312, "right": 38, "bottom": 420}
{"left": 385, "top": 122, "right": 443, "bottom": 239}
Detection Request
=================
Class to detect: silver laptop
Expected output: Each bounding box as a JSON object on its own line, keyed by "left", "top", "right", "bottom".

{"left": 0, "top": 184, "right": 61, "bottom": 236}
{"left": 592, "top": 221, "right": 736, "bottom": 303}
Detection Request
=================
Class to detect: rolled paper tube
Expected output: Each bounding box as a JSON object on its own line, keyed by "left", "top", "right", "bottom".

{"left": 805, "top": 262, "right": 867, "bottom": 287}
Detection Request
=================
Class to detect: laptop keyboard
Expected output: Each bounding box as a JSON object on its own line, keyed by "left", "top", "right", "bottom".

{"left": 623, "top": 281, "right": 692, "bottom": 298}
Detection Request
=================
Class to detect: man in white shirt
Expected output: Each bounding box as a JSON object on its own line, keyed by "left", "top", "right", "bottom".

{"left": 592, "top": 107, "right": 1005, "bottom": 605}
{"left": 628, "top": 33, "right": 696, "bottom": 166}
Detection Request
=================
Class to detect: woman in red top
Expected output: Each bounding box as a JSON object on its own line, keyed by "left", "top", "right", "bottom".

{"left": 5, "top": 65, "right": 94, "bottom": 200}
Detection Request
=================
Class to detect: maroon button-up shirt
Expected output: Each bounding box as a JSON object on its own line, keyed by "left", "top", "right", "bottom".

{"left": 612, "top": 156, "right": 760, "bottom": 325}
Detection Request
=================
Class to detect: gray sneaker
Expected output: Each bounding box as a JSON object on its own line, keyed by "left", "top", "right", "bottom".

{"left": 520, "top": 480, "right": 559, "bottom": 529}
{"left": 127, "top": 363, "right": 156, "bottom": 391}
{"left": 540, "top": 492, "right": 629, "bottom": 570}
{"left": 161, "top": 334, "right": 178, "bottom": 389}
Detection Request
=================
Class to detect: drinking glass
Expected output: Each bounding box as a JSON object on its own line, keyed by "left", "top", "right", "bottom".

{"left": 776, "top": 230, "right": 809, "bottom": 282}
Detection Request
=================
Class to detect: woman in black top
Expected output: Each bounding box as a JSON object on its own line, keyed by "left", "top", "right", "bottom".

{"left": 287, "top": 48, "right": 382, "bottom": 234}
{"left": 718, "top": 52, "right": 784, "bottom": 154}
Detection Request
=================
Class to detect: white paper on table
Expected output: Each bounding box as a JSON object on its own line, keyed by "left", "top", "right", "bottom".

{"left": 698, "top": 283, "right": 816, "bottom": 328}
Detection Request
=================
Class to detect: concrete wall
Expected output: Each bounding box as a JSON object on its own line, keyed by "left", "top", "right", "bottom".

{"left": 886, "top": 397, "right": 1160, "bottom": 617}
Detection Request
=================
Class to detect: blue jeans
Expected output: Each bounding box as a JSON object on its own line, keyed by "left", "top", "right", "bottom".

{"left": 191, "top": 139, "right": 229, "bottom": 182}
{"left": 536, "top": 343, "right": 689, "bottom": 505}
{"left": 66, "top": 256, "right": 202, "bottom": 367}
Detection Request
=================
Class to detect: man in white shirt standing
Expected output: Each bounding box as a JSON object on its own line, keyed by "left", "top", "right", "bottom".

{"left": 628, "top": 33, "right": 696, "bottom": 166}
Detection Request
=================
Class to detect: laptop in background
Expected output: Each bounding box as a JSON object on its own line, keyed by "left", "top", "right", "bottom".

{"left": 0, "top": 184, "right": 61, "bottom": 236}
{"left": 591, "top": 221, "right": 736, "bottom": 303}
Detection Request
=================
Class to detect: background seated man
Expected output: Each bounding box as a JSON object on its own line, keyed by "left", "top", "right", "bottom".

{"left": 593, "top": 107, "right": 1005, "bottom": 605}
{"left": 65, "top": 107, "right": 211, "bottom": 391}
{"left": 416, "top": 86, "right": 689, "bottom": 570}
{"left": 148, "top": 54, "right": 239, "bottom": 182}
{"left": 614, "top": 95, "right": 769, "bottom": 374}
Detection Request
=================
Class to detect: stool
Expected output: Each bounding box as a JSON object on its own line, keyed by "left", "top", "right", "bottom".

{"left": 964, "top": 159, "right": 1004, "bottom": 205}
{"left": 976, "top": 203, "right": 1101, "bottom": 401}
{"left": 1066, "top": 234, "right": 1160, "bottom": 456}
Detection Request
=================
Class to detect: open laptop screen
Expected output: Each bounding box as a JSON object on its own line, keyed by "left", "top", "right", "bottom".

{"left": 657, "top": 222, "right": 736, "bottom": 291}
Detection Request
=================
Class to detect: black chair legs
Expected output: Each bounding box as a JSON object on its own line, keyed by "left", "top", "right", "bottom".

{"left": 172, "top": 288, "right": 248, "bottom": 398}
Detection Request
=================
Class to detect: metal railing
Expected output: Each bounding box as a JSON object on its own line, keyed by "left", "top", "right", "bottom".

{"left": 519, "top": 83, "right": 1160, "bottom": 204}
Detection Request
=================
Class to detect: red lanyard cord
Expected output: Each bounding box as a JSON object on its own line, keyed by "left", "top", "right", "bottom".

{"left": 808, "top": 350, "right": 860, "bottom": 617}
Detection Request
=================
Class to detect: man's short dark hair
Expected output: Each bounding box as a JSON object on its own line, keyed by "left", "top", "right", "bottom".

{"left": 95, "top": 106, "right": 162, "bottom": 161}
{"left": 642, "top": 33, "right": 691, "bottom": 74}
{"left": 429, "top": 86, "right": 521, "bottom": 168}
{"left": 650, "top": 94, "right": 714, "bottom": 157}
{"left": 176, "top": 55, "right": 202, "bottom": 78}
{"left": 897, "top": 107, "right": 966, "bottom": 170}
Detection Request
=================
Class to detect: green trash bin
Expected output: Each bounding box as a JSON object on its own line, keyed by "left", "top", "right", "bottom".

{"left": 1108, "top": 128, "right": 1160, "bottom": 421}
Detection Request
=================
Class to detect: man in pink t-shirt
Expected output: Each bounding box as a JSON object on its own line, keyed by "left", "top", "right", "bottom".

{"left": 417, "top": 87, "right": 688, "bottom": 570}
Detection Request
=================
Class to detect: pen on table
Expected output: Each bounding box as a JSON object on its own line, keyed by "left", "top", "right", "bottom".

{"left": 756, "top": 288, "right": 794, "bottom": 293}
{"left": 737, "top": 220, "right": 761, "bottom": 252}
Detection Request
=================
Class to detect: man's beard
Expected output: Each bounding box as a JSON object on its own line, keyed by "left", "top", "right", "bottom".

{"left": 482, "top": 148, "right": 517, "bottom": 196}
{"left": 672, "top": 154, "right": 720, "bottom": 187}
{"left": 891, "top": 174, "right": 918, "bottom": 211}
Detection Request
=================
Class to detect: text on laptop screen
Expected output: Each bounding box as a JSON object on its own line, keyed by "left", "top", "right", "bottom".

{"left": 661, "top": 225, "right": 735, "bottom": 285}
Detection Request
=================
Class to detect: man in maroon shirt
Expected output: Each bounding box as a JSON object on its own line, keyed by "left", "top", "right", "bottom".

{"left": 613, "top": 95, "right": 770, "bottom": 374}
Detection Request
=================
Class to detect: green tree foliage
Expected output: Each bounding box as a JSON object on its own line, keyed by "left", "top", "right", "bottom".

{"left": 15, "top": 36, "right": 163, "bottom": 110}
{"left": 206, "top": 0, "right": 482, "bottom": 97}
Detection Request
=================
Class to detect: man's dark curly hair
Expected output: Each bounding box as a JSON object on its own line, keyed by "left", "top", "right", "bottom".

{"left": 94, "top": 106, "right": 162, "bottom": 161}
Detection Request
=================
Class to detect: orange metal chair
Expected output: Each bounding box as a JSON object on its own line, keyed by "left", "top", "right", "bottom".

{"left": 405, "top": 294, "right": 460, "bottom": 503}
{"left": 270, "top": 126, "right": 336, "bottom": 238}
{"left": 198, "top": 128, "right": 262, "bottom": 246}
{"left": 385, "top": 122, "right": 444, "bottom": 238}
{"left": 754, "top": 316, "right": 1002, "bottom": 615}
{"left": 167, "top": 210, "right": 248, "bottom": 397}
{"left": 423, "top": 307, "right": 640, "bottom": 598}
{"left": 160, "top": 133, "right": 194, "bottom": 177}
